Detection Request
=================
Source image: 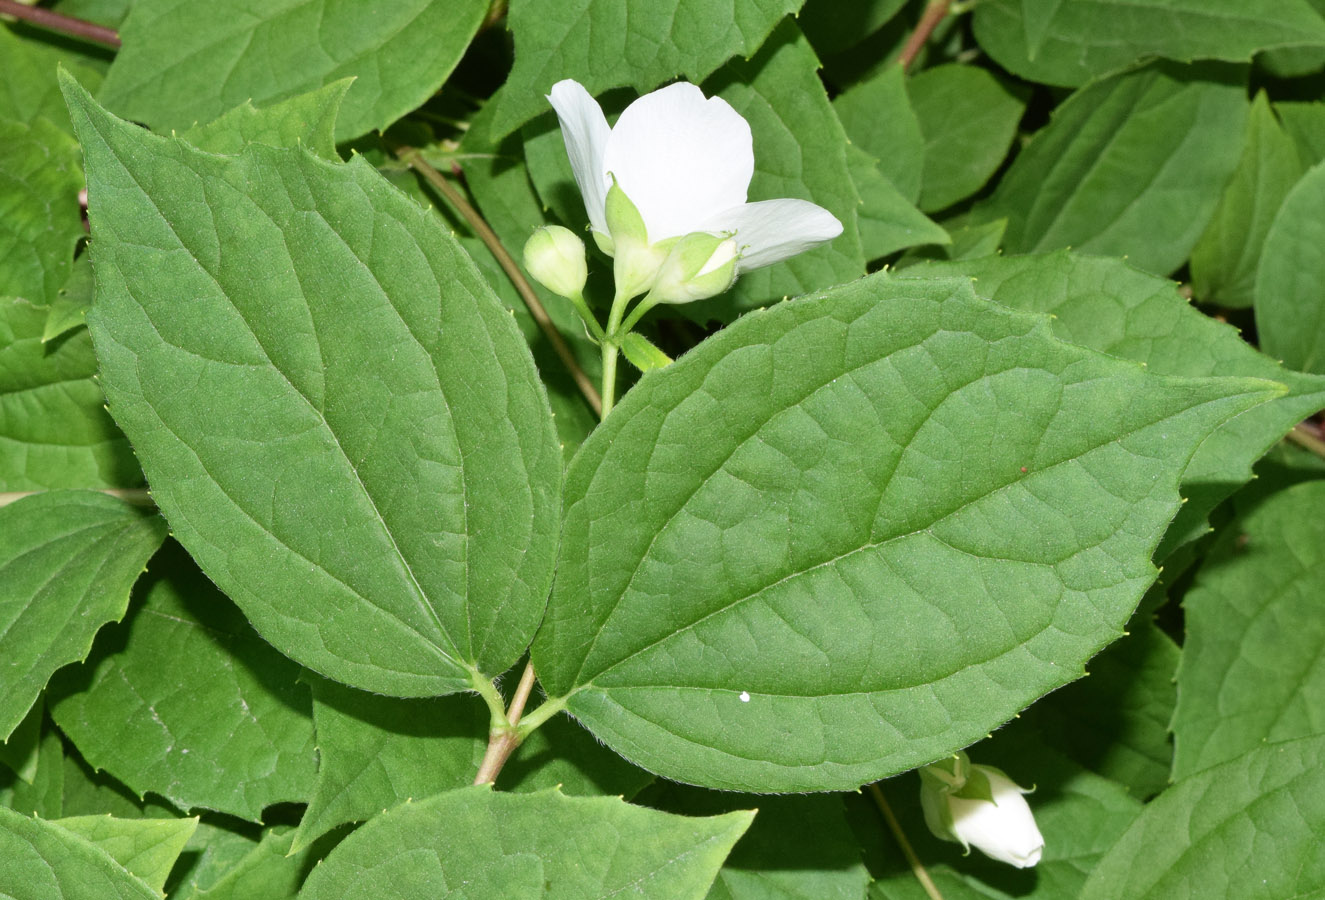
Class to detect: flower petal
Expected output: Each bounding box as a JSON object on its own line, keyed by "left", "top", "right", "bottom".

{"left": 705, "top": 199, "right": 844, "bottom": 272}
{"left": 603, "top": 82, "right": 753, "bottom": 241}
{"left": 548, "top": 79, "right": 612, "bottom": 234}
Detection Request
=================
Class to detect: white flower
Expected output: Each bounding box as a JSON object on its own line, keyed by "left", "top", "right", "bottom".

{"left": 547, "top": 78, "right": 843, "bottom": 299}
{"left": 919, "top": 753, "right": 1044, "bottom": 869}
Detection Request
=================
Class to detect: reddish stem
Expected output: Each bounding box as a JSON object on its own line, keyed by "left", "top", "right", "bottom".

{"left": 899, "top": 0, "right": 950, "bottom": 72}
{"left": 0, "top": 0, "right": 120, "bottom": 47}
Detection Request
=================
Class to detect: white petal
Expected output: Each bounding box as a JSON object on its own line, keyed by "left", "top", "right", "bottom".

{"left": 948, "top": 773, "right": 1044, "bottom": 869}
{"left": 603, "top": 82, "right": 753, "bottom": 241}
{"left": 705, "top": 199, "right": 844, "bottom": 272}
{"left": 548, "top": 79, "right": 612, "bottom": 234}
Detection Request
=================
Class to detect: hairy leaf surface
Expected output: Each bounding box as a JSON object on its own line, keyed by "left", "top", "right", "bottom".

{"left": 0, "top": 804, "right": 158, "bottom": 899}
{"left": 51, "top": 815, "right": 196, "bottom": 895}
{"left": 65, "top": 78, "right": 562, "bottom": 697}
{"left": 534, "top": 273, "right": 1277, "bottom": 792}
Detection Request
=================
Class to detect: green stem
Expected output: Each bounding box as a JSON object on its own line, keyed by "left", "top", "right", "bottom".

{"left": 600, "top": 288, "right": 634, "bottom": 418}
{"left": 618, "top": 291, "right": 661, "bottom": 337}
{"left": 568, "top": 291, "right": 607, "bottom": 343}
{"left": 869, "top": 783, "right": 945, "bottom": 900}
{"left": 514, "top": 694, "right": 568, "bottom": 738}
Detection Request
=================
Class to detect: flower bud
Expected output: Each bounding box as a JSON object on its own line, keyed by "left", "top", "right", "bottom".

{"left": 648, "top": 232, "right": 739, "bottom": 304}
{"left": 604, "top": 178, "right": 669, "bottom": 299}
{"left": 919, "top": 752, "right": 1043, "bottom": 869}
{"left": 523, "top": 225, "right": 588, "bottom": 300}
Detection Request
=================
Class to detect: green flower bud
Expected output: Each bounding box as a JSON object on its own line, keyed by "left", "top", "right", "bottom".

{"left": 918, "top": 752, "right": 1043, "bottom": 869}
{"left": 648, "top": 232, "right": 739, "bottom": 304}
{"left": 604, "top": 178, "right": 669, "bottom": 299}
{"left": 523, "top": 225, "right": 588, "bottom": 300}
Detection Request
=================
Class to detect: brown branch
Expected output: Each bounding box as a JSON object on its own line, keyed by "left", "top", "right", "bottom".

{"left": 473, "top": 662, "right": 538, "bottom": 785}
{"left": 397, "top": 147, "right": 602, "bottom": 417}
{"left": 1288, "top": 422, "right": 1325, "bottom": 459}
{"left": 869, "top": 782, "right": 946, "bottom": 900}
{"left": 0, "top": 0, "right": 120, "bottom": 47}
{"left": 899, "top": 0, "right": 950, "bottom": 72}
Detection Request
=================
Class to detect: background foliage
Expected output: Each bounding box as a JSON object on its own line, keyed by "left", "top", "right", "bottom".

{"left": 3, "top": 0, "right": 1325, "bottom": 897}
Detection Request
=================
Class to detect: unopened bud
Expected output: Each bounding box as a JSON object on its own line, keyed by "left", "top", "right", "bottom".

{"left": 648, "top": 232, "right": 739, "bottom": 304}
{"left": 918, "top": 752, "right": 1043, "bottom": 869}
{"left": 523, "top": 225, "right": 588, "bottom": 300}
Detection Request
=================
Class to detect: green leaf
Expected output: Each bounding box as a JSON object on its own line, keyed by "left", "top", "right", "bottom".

{"left": 0, "top": 115, "right": 83, "bottom": 306}
{"left": 490, "top": 0, "right": 805, "bottom": 139}
{"left": 1081, "top": 735, "right": 1325, "bottom": 899}
{"left": 906, "top": 252, "right": 1325, "bottom": 557}
{"left": 1, "top": 717, "right": 64, "bottom": 818}
{"left": 846, "top": 144, "right": 949, "bottom": 263}
{"left": 51, "top": 815, "right": 197, "bottom": 895}
{"left": 1277, "top": 100, "right": 1325, "bottom": 166}
{"left": 176, "top": 825, "right": 334, "bottom": 900}
{"left": 533, "top": 272, "right": 1277, "bottom": 792}
{"left": 1255, "top": 160, "right": 1325, "bottom": 374}
{"left": 833, "top": 64, "right": 924, "bottom": 204}
{"left": 979, "top": 62, "right": 1247, "bottom": 277}
{"left": 64, "top": 76, "right": 563, "bottom": 697}
{"left": 621, "top": 332, "right": 672, "bottom": 372}
{"left": 799, "top": 0, "right": 908, "bottom": 55}
{"left": 180, "top": 79, "right": 353, "bottom": 159}
{"left": 708, "top": 23, "right": 865, "bottom": 316}
{"left": 0, "top": 25, "right": 104, "bottom": 133}
{"left": 160, "top": 821, "right": 265, "bottom": 900}
{"left": 99, "top": 0, "right": 488, "bottom": 142}
{"left": 1023, "top": 622, "right": 1179, "bottom": 798}
{"left": 1, "top": 294, "right": 141, "bottom": 491}
{"left": 59, "top": 750, "right": 179, "bottom": 822}
{"left": 48, "top": 544, "right": 317, "bottom": 821}
{"left": 300, "top": 786, "right": 753, "bottom": 900}
{"left": 42, "top": 256, "right": 95, "bottom": 343}
{"left": 1172, "top": 481, "right": 1325, "bottom": 779}
{"left": 972, "top": 0, "right": 1325, "bottom": 87}
{"left": 0, "top": 701, "right": 43, "bottom": 784}
{"left": 642, "top": 787, "right": 870, "bottom": 900}
{"left": 0, "top": 805, "right": 158, "bottom": 899}
{"left": 908, "top": 64, "right": 1027, "bottom": 213}
{"left": 1190, "top": 92, "right": 1305, "bottom": 308}
{"left": 292, "top": 676, "right": 654, "bottom": 852}
{"left": 0, "top": 491, "right": 165, "bottom": 741}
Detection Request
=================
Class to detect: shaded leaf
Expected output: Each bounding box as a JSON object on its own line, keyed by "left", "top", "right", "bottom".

{"left": 65, "top": 76, "right": 562, "bottom": 697}
{"left": 845, "top": 144, "right": 949, "bottom": 263}
{"left": 42, "top": 256, "right": 95, "bottom": 343}
{"left": 0, "top": 115, "right": 83, "bottom": 306}
{"left": 0, "top": 491, "right": 165, "bottom": 740}
{"left": 1, "top": 717, "right": 64, "bottom": 818}
{"left": 534, "top": 272, "right": 1277, "bottom": 792}
{"left": 1172, "top": 481, "right": 1325, "bottom": 778}
{"left": 99, "top": 0, "right": 488, "bottom": 142}
{"left": 0, "top": 804, "right": 157, "bottom": 899}
{"left": 49, "top": 544, "right": 317, "bottom": 821}
{"left": 1255, "top": 160, "right": 1325, "bottom": 374}
{"left": 51, "top": 815, "right": 197, "bottom": 895}
{"left": 833, "top": 64, "right": 923, "bottom": 204}
{"left": 0, "top": 24, "right": 104, "bottom": 132}
{"left": 1277, "top": 100, "right": 1325, "bottom": 166}
{"left": 978, "top": 62, "right": 1247, "bottom": 277}
{"left": 300, "top": 786, "right": 752, "bottom": 900}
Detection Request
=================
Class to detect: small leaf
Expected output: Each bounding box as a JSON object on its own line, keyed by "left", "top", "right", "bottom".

{"left": 491, "top": 0, "right": 804, "bottom": 139}
{"left": 0, "top": 491, "right": 165, "bottom": 740}
{"left": 1277, "top": 100, "right": 1325, "bottom": 166}
{"left": 175, "top": 825, "right": 333, "bottom": 900}
{"left": 534, "top": 272, "right": 1278, "bottom": 792}
{"left": 973, "top": 0, "right": 1325, "bottom": 87}
{"left": 0, "top": 115, "right": 83, "bottom": 306}
{"left": 833, "top": 64, "right": 924, "bottom": 204}
{"left": 51, "top": 815, "right": 197, "bottom": 896}
{"left": 180, "top": 79, "right": 353, "bottom": 159}
{"left": 42, "top": 256, "right": 95, "bottom": 343}
{"left": 621, "top": 332, "right": 672, "bottom": 372}
{"left": 65, "top": 76, "right": 562, "bottom": 697}
{"left": 1172, "top": 481, "right": 1325, "bottom": 779}
{"left": 0, "top": 25, "right": 104, "bottom": 132}
{"left": 978, "top": 62, "right": 1247, "bottom": 277}
{"left": 845, "top": 144, "right": 949, "bottom": 263}
{"left": 99, "top": 0, "right": 489, "bottom": 142}
{"left": 1191, "top": 91, "right": 1305, "bottom": 308}
{"left": 49, "top": 545, "right": 317, "bottom": 821}
{"left": 1081, "top": 736, "right": 1325, "bottom": 899}
{"left": 300, "top": 786, "right": 753, "bottom": 900}
{"left": 1255, "top": 160, "right": 1325, "bottom": 374}
{"left": 1, "top": 717, "right": 65, "bottom": 818}
{"left": 0, "top": 805, "right": 158, "bottom": 899}
{"left": 908, "top": 64, "right": 1027, "bottom": 213}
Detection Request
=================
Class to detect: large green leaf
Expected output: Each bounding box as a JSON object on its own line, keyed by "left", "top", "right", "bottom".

{"left": 0, "top": 805, "right": 158, "bottom": 900}
{"left": 300, "top": 786, "right": 752, "bottom": 900}
{"left": 1255, "top": 161, "right": 1325, "bottom": 374}
{"left": 707, "top": 23, "right": 866, "bottom": 317}
{"left": 1, "top": 294, "right": 141, "bottom": 491}
{"left": 490, "top": 0, "right": 805, "bottom": 139}
{"left": 1190, "top": 91, "right": 1305, "bottom": 308}
{"left": 0, "top": 115, "right": 83, "bottom": 306}
{"left": 907, "top": 251, "right": 1325, "bottom": 557}
{"left": 98, "top": 0, "right": 487, "bottom": 142}
{"left": 1171, "top": 481, "right": 1325, "bottom": 780}
{"left": 533, "top": 272, "right": 1277, "bottom": 792}
{"left": 908, "top": 64, "right": 1026, "bottom": 214}
{"left": 292, "top": 676, "right": 653, "bottom": 852}
{"left": 49, "top": 544, "right": 317, "bottom": 821}
{"left": 64, "top": 77, "right": 562, "bottom": 697}
{"left": 972, "top": 0, "right": 1325, "bottom": 87}
{"left": 180, "top": 80, "right": 352, "bottom": 159}
{"left": 978, "top": 62, "right": 1247, "bottom": 277}
{"left": 1081, "top": 735, "right": 1325, "bottom": 899}
{"left": 0, "top": 491, "right": 165, "bottom": 741}
{"left": 51, "top": 815, "right": 196, "bottom": 895}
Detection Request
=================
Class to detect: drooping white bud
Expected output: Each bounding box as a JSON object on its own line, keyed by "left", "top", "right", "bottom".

{"left": 523, "top": 225, "right": 588, "bottom": 300}
{"left": 919, "top": 752, "right": 1044, "bottom": 869}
